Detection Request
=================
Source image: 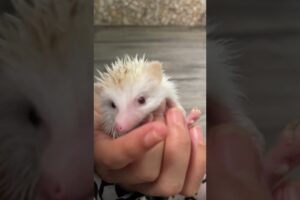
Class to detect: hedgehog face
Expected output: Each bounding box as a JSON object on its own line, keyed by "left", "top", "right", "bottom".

{"left": 95, "top": 56, "right": 166, "bottom": 137}
{"left": 0, "top": 0, "right": 93, "bottom": 198}
{"left": 97, "top": 74, "right": 165, "bottom": 138}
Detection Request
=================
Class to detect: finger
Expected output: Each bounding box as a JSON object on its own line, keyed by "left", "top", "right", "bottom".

{"left": 274, "top": 180, "right": 300, "bottom": 200}
{"left": 94, "top": 121, "right": 167, "bottom": 171}
{"left": 264, "top": 120, "right": 300, "bottom": 188}
{"left": 181, "top": 126, "right": 206, "bottom": 196}
{"left": 152, "top": 101, "right": 167, "bottom": 124}
{"left": 143, "top": 100, "right": 166, "bottom": 124}
{"left": 153, "top": 99, "right": 167, "bottom": 118}
{"left": 133, "top": 108, "right": 191, "bottom": 196}
{"left": 105, "top": 105, "right": 167, "bottom": 184}
{"left": 107, "top": 142, "right": 164, "bottom": 185}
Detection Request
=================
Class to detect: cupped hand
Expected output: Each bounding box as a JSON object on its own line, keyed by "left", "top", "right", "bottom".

{"left": 264, "top": 121, "right": 300, "bottom": 199}
{"left": 124, "top": 108, "right": 206, "bottom": 197}
{"left": 94, "top": 93, "right": 206, "bottom": 197}
{"left": 208, "top": 123, "right": 300, "bottom": 200}
{"left": 94, "top": 95, "right": 167, "bottom": 186}
{"left": 94, "top": 105, "right": 167, "bottom": 185}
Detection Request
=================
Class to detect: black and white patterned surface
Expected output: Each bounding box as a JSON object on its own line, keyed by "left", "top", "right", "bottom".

{"left": 94, "top": 175, "right": 206, "bottom": 200}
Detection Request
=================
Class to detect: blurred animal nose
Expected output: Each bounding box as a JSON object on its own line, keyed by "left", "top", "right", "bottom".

{"left": 115, "top": 124, "right": 123, "bottom": 132}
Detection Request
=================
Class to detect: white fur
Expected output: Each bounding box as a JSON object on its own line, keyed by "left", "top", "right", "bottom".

{"left": 0, "top": 0, "right": 92, "bottom": 199}
{"left": 95, "top": 56, "right": 181, "bottom": 138}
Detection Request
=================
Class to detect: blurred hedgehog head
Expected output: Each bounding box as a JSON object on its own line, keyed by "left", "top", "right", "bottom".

{"left": 0, "top": 0, "right": 93, "bottom": 199}
{"left": 207, "top": 37, "right": 264, "bottom": 149}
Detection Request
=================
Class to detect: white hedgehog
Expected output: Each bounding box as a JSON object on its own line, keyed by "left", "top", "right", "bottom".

{"left": 94, "top": 55, "right": 201, "bottom": 138}
{"left": 0, "top": 0, "right": 93, "bottom": 200}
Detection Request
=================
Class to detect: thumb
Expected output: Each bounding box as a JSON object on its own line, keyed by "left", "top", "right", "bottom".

{"left": 94, "top": 121, "right": 167, "bottom": 170}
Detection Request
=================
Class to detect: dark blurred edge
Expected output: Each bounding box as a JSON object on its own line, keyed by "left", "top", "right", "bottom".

{"left": 0, "top": 0, "right": 94, "bottom": 199}
{"left": 207, "top": 0, "right": 300, "bottom": 199}
{"left": 0, "top": 0, "right": 14, "bottom": 15}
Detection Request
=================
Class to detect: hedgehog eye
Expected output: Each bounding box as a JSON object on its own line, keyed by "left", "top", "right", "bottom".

{"left": 137, "top": 96, "right": 146, "bottom": 105}
{"left": 110, "top": 101, "right": 116, "bottom": 109}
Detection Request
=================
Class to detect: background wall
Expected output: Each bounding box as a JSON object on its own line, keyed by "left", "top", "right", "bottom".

{"left": 94, "top": 0, "right": 206, "bottom": 26}
{"left": 209, "top": 0, "right": 300, "bottom": 177}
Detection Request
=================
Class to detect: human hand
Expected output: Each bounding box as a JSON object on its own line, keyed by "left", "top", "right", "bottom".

{"left": 208, "top": 123, "right": 300, "bottom": 200}
{"left": 94, "top": 95, "right": 167, "bottom": 186}
{"left": 94, "top": 93, "right": 206, "bottom": 197}
{"left": 94, "top": 110, "right": 167, "bottom": 186}
{"left": 264, "top": 121, "right": 300, "bottom": 199}
{"left": 123, "top": 108, "right": 206, "bottom": 197}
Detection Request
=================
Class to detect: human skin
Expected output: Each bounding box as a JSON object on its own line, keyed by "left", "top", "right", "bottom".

{"left": 94, "top": 95, "right": 206, "bottom": 196}
{"left": 208, "top": 123, "right": 300, "bottom": 200}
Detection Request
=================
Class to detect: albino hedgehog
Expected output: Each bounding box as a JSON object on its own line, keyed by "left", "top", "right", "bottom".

{"left": 94, "top": 56, "right": 201, "bottom": 138}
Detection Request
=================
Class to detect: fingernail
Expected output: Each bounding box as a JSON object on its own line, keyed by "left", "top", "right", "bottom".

{"left": 144, "top": 131, "right": 164, "bottom": 148}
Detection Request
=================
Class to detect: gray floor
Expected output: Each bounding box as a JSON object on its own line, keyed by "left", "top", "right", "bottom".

{"left": 94, "top": 26, "right": 206, "bottom": 132}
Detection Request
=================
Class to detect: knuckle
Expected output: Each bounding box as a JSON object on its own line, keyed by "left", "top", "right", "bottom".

{"left": 123, "top": 145, "right": 139, "bottom": 161}
{"left": 140, "top": 170, "right": 159, "bottom": 182}
{"left": 132, "top": 163, "right": 160, "bottom": 183}
{"left": 157, "top": 182, "right": 183, "bottom": 196}
{"left": 101, "top": 156, "right": 123, "bottom": 170}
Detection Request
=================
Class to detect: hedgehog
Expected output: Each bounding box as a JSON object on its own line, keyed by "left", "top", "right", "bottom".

{"left": 94, "top": 55, "right": 201, "bottom": 138}
{"left": 0, "top": 0, "right": 93, "bottom": 199}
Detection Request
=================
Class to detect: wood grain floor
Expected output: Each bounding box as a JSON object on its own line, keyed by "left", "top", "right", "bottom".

{"left": 94, "top": 26, "right": 206, "bottom": 132}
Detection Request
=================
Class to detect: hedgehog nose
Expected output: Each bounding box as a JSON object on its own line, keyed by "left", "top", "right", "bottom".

{"left": 115, "top": 124, "right": 123, "bottom": 132}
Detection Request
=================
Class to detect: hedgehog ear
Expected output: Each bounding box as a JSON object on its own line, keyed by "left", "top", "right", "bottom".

{"left": 147, "top": 61, "right": 163, "bottom": 84}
